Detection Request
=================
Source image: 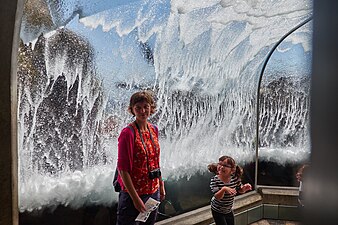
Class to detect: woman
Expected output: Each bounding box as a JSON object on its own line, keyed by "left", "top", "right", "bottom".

{"left": 208, "top": 155, "right": 252, "bottom": 225}
{"left": 116, "top": 90, "right": 165, "bottom": 225}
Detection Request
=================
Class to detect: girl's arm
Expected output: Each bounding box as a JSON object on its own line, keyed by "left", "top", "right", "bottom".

{"left": 214, "top": 186, "right": 236, "bottom": 199}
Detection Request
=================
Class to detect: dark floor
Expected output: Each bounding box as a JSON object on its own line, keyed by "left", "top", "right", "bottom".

{"left": 249, "top": 219, "right": 300, "bottom": 225}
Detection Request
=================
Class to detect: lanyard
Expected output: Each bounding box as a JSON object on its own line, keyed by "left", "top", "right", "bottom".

{"left": 134, "top": 122, "right": 159, "bottom": 170}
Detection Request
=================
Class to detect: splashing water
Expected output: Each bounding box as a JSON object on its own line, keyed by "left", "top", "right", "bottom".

{"left": 18, "top": 0, "right": 312, "bottom": 212}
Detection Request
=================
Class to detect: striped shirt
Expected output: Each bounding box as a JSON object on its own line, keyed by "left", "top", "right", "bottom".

{"left": 210, "top": 175, "right": 241, "bottom": 214}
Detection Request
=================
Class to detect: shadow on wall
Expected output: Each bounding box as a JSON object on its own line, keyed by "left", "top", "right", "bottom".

{"left": 20, "top": 205, "right": 117, "bottom": 225}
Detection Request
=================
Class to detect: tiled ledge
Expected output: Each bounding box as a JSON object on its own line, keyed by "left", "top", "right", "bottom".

{"left": 155, "top": 204, "right": 214, "bottom": 225}
{"left": 155, "top": 192, "right": 262, "bottom": 225}
{"left": 155, "top": 187, "right": 299, "bottom": 225}
{"left": 234, "top": 192, "right": 263, "bottom": 213}
{"left": 257, "top": 186, "right": 299, "bottom": 206}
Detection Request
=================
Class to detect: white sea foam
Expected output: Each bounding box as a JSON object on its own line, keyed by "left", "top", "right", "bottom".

{"left": 19, "top": 165, "right": 117, "bottom": 212}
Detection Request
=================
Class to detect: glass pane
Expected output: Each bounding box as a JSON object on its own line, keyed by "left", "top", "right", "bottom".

{"left": 258, "top": 22, "right": 312, "bottom": 186}
{"left": 18, "top": 0, "right": 313, "bottom": 222}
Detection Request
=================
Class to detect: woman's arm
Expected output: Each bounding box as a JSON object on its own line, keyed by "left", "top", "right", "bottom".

{"left": 118, "top": 127, "right": 146, "bottom": 213}
{"left": 119, "top": 170, "right": 147, "bottom": 213}
{"left": 159, "top": 179, "right": 166, "bottom": 201}
{"left": 154, "top": 124, "right": 165, "bottom": 201}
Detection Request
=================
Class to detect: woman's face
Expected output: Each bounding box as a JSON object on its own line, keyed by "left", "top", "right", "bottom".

{"left": 132, "top": 101, "right": 151, "bottom": 122}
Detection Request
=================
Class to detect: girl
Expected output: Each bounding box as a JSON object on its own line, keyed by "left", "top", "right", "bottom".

{"left": 296, "top": 164, "right": 310, "bottom": 207}
{"left": 208, "top": 155, "right": 252, "bottom": 225}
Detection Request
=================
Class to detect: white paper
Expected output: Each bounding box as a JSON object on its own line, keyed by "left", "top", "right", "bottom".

{"left": 135, "top": 197, "right": 160, "bottom": 222}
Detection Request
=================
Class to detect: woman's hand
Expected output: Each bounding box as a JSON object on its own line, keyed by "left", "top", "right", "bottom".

{"left": 133, "top": 196, "right": 147, "bottom": 213}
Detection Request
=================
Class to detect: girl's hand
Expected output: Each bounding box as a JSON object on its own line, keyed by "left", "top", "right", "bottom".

{"left": 133, "top": 196, "right": 147, "bottom": 213}
{"left": 222, "top": 186, "right": 237, "bottom": 195}
{"left": 241, "top": 183, "right": 252, "bottom": 193}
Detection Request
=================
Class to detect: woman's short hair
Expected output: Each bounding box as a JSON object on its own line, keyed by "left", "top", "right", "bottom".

{"left": 128, "top": 90, "right": 156, "bottom": 116}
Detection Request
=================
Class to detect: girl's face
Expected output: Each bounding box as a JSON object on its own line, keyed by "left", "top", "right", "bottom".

{"left": 296, "top": 172, "right": 302, "bottom": 182}
{"left": 218, "top": 159, "right": 235, "bottom": 175}
{"left": 132, "top": 101, "right": 151, "bottom": 122}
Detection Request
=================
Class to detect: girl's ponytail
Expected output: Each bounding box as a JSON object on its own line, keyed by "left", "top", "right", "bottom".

{"left": 208, "top": 163, "right": 218, "bottom": 175}
{"left": 234, "top": 165, "right": 243, "bottom": 179}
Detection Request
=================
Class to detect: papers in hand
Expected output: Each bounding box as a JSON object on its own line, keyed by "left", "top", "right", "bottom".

{"left": 135, "top": 197, "right": 160, "bottom": 222}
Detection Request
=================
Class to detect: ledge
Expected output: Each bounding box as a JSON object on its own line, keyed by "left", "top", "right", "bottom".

{"left": 257, "top": 186, "right": 299, "bottom": 206}
{"left": 156, "top": 192, "right": 262, "bottom": 225}
{"left": 156, "top": 187, "right": 299, "bottom": 225}
{"left": 234, "top": 192, "right": 263, "bottom": 213}
{"left": 155, "top": 204, "right": 213, "bottom": 225}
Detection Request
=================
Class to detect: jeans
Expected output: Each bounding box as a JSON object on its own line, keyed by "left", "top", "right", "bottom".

{"left": 211, "top": 209, "right": 234, "bottom": 225}
{"left": 116, "top": 190, "right": 160, "bottom": 225}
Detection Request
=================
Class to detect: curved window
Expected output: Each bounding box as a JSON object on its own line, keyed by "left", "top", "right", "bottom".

{"left": 18, "top": 0, "right": 313, "bottom": 221}
{"left": 257, "top": 21, "right": 312, "bottom": 186}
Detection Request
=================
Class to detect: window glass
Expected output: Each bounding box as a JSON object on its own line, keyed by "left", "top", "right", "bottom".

{"left": 18, "top": 0, "right": 312, "bottom": 218}
{"left": 258, "top": 22, "right": 312, "bottom": 186}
